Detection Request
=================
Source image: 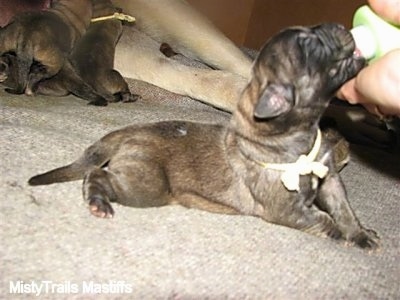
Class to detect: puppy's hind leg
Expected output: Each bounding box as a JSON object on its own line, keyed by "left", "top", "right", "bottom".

{"left": 83, "top": 168, "right": 117, "bottom": 218}
{"left": 103, "top": 69, "right": 140, "bottom": 103}
{"left": 34, "top": 71, "right": 70, "bottom": 97}
{"left": 25, "top": 49, "right": 64, "bottom": 96}
{"left": 83, "top": 160, "right": 170, "bottom": 218}
{"left": 36, "top": 61, "right": 109, "bottom": 106}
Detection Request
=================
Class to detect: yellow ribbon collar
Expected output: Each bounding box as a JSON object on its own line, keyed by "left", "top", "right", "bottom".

{"left": 91, "top": 12, "right": 136, "bottom": 23}
{"left": 258, "top": 129, "right": 329, "bottom": 192}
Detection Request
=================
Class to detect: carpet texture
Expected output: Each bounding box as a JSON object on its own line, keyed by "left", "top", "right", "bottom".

{"left": 1, "top": 32, "right": 399, "bottom": 299}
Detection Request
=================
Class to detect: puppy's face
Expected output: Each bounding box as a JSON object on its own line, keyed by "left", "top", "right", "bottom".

{"left": 0, "top": 53, "right": 18, "bottom": 89}
{"left": 248, "top": 23, "right": 365, "bottom": 132}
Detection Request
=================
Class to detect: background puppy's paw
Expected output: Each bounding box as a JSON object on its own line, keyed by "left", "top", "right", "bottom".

{"left": 350, "top": 229, "right": 380, "bottom": 250}
{"left": 88, "top": 196, "right": 114, "bottom": 218}
{"left": 118, "top": 91, "right": 140, "bottom": 103}
{"left": 327, "top": 226, "right": 342, "bottom": 240}
{"left": 88, "top": 97, "right": 108, "bottom": 106}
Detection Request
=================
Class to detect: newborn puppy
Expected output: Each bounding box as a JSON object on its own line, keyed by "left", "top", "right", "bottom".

{"left": 29, "top": 23, "right": 379, "bottom": 250}
{"left": 0, "top": 52, "right": 19, "bottom": 89}
{"left": 0, "top": 52, "right": 108, "bottom": 105}
{"left": 36, "top": 0, "right": 139, "bottom": 104}
{"left": 0, "top": 0, "right": 93, "bottom": 95}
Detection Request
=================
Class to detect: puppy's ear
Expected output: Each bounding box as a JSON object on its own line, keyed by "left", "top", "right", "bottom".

{"left": 254, "top": 83, "right": 295, "bottom": 119}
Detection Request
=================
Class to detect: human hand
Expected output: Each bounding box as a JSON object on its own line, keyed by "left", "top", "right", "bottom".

{"left": 367, "top": 0, "right": 400, "bottom": 24}
{"left": 337, "top": 0, "right": 400, "bottom": 117}
{"left": 338, "top": 49, "right": 400, "bottom": 116}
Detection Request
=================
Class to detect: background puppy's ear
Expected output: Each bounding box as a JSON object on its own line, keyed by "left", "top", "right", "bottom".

{"left": 254, "top": 83, "right": 295, "bottom": 119}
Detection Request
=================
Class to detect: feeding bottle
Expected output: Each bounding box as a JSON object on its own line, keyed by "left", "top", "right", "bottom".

{"left": 350, "top": 5, "right": 400, "bottom": 63}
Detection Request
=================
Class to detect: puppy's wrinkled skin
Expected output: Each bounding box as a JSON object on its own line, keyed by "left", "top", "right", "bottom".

{"left": 0, "top": 0, "right": 93, "bottom": 95}
{"left": 29, "top": 24, "right": 379, "bottom": 250}
{"left": 112, "top": 0, "right": 252, "bottom": 111}
{"left": 35, "top": 0, "right": 139, "bottom": 105}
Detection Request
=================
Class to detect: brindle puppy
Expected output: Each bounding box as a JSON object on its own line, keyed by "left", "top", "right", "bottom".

{"left": 0, "top": 52, "right": 19, "bottom": 90}
{"left": 0, "top": 0, "right": 93, "bottom": 95}
{"left": 35, "top": 0, "right": 139, "bottom": 104}
{"left": 29, "top": 24, "right": 379, "bottom": 250}
{"left": 0, "top": 52, "right": 109, "bottom": 106}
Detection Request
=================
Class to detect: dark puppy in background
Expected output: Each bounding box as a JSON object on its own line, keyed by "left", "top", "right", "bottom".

{"left": 29, "top": 23, "right": 379, "bottom": 250}
{"left": 0, "top": 52, "right": 19, "bottom": 90}
{"left": 0, "top": 48, "right": 110, "bottom": 105}
{"left": 0, "top": 0, "right": 93, "bottom": 95}
{"left": 35, "top": 0, "right": 139, "bottom": 104}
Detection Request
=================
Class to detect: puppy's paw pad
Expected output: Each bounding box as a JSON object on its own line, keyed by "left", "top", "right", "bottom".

{"left": 351, "top": 230, "right": 380, "bottom": 250}
{"left": 88, "top": 197, "right": 114, "bottom": 218}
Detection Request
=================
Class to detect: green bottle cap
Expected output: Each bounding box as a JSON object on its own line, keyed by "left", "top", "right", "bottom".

{"left": 351, "top": 5, "right": 400, "bottom": 62}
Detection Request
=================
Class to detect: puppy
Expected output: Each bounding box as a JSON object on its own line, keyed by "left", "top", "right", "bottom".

{"left": 29, "top": 24, "right": 379, "bottom": 249}
{"left": 35, "top": 0, "right": 139, "bottom": 104}
{"left": 0, "top": 0, "right": 93, "bottom": 95}
{"left": 0, "top": 52, "right": 109, "bottom": 105}
{"left": 0, "top": 52, "right": 19, "bottom": 90}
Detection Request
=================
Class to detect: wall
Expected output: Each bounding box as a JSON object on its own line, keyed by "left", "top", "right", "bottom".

{"left": 245, "top": 0, "right": 365, "bottom": 49}
{"left": 187, "top": 0, "right": 254, "bottom": 46}
{"left": 188, "top": 0, "right": 365, "bottom": 49}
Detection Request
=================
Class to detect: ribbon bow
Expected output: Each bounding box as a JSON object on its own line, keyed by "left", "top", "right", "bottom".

{"left": 91, "top": 12, "right": 136, "bottom": 23}
{"left": 258, "top": 130, "right": 329, "bottom": 192}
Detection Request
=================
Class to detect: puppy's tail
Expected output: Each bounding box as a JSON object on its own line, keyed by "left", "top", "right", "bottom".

{"left": 28, "top": 131, "right": 126, "bottom": 185}
{"left": 28, "top": 161, "right": 92, "bottom": 186}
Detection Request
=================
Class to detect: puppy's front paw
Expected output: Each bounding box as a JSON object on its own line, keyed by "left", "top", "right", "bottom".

{"left": 88, "top": 196, "right": 114, "bottom": 218}
{"left": 350, "top": 229, "right": 380, "bottom": 250}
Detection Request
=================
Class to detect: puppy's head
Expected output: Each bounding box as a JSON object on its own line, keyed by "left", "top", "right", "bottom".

{"left": 238, "top": 23, "right": 365, "bottom": 134}
{"left": 0, "top": 52, "right": 19, "bottom": 89}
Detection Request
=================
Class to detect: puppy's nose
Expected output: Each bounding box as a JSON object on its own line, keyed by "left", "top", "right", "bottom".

{"left": 0, "top": 62, "right": 8, "bottom": 75}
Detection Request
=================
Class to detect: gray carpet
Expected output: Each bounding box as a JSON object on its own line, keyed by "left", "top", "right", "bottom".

{"left": 1, "top": 55, "right": 400, "bottom": 299}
